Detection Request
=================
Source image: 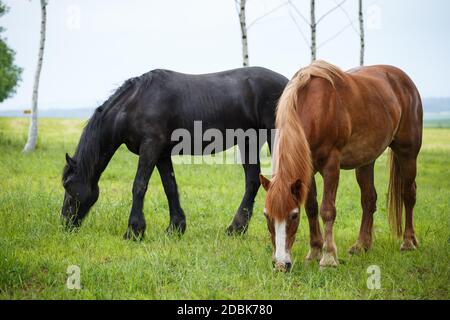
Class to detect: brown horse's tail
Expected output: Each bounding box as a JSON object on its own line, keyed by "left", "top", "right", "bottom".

{"left": 387, "top": 149, "right": 403, "bottom": 238}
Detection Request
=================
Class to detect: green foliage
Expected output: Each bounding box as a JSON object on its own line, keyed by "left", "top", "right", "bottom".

{"left": 0, "top": 1, "right": 22, "bottom": 103}
{"left": 0, "top": 118, "right": 449, "bottom": 299}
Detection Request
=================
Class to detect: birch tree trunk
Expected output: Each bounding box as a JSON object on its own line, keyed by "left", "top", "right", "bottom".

{"left": 359, "top": 0, "right": 365, "bottom": 66}
{"left": 238, "top": 0, "right": 249, "bottom": 67}
{"left": 23, "top": 0, "right": 47, "bottom": 153}
{"left": 310, "top": 0, "right": 316, "bottom": 62}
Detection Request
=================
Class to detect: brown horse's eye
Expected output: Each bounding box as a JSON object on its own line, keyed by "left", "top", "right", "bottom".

{"left": 289, "top": 210, "right": 299, "bottom": 220}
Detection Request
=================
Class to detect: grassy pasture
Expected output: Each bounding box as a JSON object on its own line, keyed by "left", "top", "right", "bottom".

{"left": 0, "top": 118, "right": 449, "bottom": 299}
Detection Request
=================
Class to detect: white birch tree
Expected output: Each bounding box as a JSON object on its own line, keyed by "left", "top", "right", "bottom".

{"left": 235, "top": 1, "right": 290, "bottom": 67}
{"left": 23, "top": 0, "right": 48, "bottom": 153}
{"left": 236, "top": 0, "right": 249, "bottom": 67}
{"left": 289, "top": 0, "right": 346, "bottom": 63}
{"left": 359, "top": 0, "right": 365, "bottom": 66}
{"left": 310, "top": 0, "right": 316, "bottom": 62}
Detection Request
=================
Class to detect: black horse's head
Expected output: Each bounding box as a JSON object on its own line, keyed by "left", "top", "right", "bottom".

{"left": 61, "top": 153, "right": 99, "bottom": 229}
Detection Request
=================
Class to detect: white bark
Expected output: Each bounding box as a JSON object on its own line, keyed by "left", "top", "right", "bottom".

{"left": 359, "top": 0, "right": 365, "bottom": 66}
{"left": 23, "top": 0, "right": 47, "bottom": 153}
{"left": 310, "top": 0, "right": 316, "bottom": 62}
{"left": 238, "top": 0, "right": 249, "bottom": 67}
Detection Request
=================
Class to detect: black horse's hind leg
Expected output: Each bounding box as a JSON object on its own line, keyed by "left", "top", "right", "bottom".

{"left": 157, "top": 152, "right": 186, "bottom": 234}
{"left": 124, "top": 139, "right": 162, "bottom": 240}
{"left": 227, "top": 160, "right": 261, "bottom": 235}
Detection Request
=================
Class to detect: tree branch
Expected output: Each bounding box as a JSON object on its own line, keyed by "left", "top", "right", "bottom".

{"left": 247, "top": 1, "right": 289, "bottom": 30}
{"left": 333, "top": 0, "right": 359, "bottom": 35}
{"left": 287, "top": 0, "right": 310, "bottom": 26}
{"left": 288, "top": 6, "right": 310, "bottom": 47}
{"left": 316, "top": 0, "right": 346, "bottom": 25}
{"left": 317, "top": 20, "right": 355, "bottom": 49}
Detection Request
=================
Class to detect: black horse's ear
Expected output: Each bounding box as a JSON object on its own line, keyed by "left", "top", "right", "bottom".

{"left": 65, "top": 153, "right": 76, "bottom": 168}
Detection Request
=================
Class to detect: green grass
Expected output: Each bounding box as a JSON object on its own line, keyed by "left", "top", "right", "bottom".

{"left": 0, "top": 118, "right": 449, "bottom": 300}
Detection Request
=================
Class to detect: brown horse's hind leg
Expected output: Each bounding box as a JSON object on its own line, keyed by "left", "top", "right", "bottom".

{"left": 397, "top": 154, "right": 419, "bottom": 251}
{"left": 349, "top": 162, "right": 377, "bottom": 255}
{"left": 305, "top": 177, "right": 324, "bottom": 262}
{"left": 319, "top": 152, "right": 340, "bottom": 268}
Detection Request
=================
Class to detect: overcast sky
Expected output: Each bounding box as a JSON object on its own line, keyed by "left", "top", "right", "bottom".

{"left": 1, "top": 0, "right": 450, "bottom": 110}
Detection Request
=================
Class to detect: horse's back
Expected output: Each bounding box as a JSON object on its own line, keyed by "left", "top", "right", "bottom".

{"left": 347, "top": 65, "right": 423, "bottom": 154}
{"left": 150, "top": 67, "right": 287, "bottom": 90}
{"left": 347, "top": 65, "right": 422, "bottom": 114}
{"left": 328, "top": 65, "right": 422, "bottom": 168}
{"left": 122, "top": 67, "right": 287, "bottom": 153}
{"left": 144, "top": 67, "right": 286, "bottom": 128}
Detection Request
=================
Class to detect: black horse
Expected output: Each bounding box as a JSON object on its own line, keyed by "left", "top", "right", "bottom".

{"left": 61, "top": 67, "right": 288, "bottom": 239}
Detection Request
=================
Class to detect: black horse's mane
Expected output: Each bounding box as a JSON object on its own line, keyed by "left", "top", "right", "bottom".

{"left": 62, "top": 74, "right": 150, "bottom": 183}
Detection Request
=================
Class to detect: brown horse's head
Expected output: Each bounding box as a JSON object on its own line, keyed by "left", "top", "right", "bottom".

{"left": 261, "top": 61, "right": 315, "bottom": 271}
{"left": 260, "top": 175, "right": 305, "bottom": 272}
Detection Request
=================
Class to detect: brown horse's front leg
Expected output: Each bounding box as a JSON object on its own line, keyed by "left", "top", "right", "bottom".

{"left": 305, "top": 176, "right": 324, "bottom": 262}
{"left": 319, "top": 153, "right": 340, "bottom": 268}
{"left": 349, "top": 162, "right": 377, "bottom": 255}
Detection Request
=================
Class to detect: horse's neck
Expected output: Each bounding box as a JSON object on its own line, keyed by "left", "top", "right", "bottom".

{"left": 91, "top": 147, "right": 118, "bottom": 184}
{"left": 76, "top": 130, "right": 120, "bottom": 186}
{"left": 77, "top": 102, "right": 126, "bottom": 186}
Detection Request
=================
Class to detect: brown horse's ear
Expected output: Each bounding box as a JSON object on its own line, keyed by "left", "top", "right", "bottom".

{"left": 259, "top": 174, "right": 271, "bottom": 192}
{"left": 66, "top": 153, "right": 77, "bottom": 168}
{"left": 291, "top": 180, "right": 303, "bottom": 202}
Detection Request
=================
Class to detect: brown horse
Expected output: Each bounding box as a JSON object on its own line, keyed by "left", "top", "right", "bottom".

{"left": 260, "top": 60, "right": 423, "bottom": 271}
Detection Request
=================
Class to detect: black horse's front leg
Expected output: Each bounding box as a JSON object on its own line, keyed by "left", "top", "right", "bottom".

{"left": 157, "top": 153, "right": 186, "bottom": 234}
{"left": 227, "top": 162, "right": 261, "bottom": 235}
{"left": 124, "top": 140, "right": 161, "bottom": 240}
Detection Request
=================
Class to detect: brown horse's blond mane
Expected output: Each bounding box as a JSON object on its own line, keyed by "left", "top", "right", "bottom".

{"left": 267, "top": 60, "right": 345, "bottom": 220}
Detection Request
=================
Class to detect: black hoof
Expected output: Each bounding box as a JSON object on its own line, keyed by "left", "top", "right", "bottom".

{"left": 124, "top": 218, "right": 146, "bottom": 241}
{"left": 226, "top": 223, "right": 248, "bottom": 236}
{"left": 123, "top": 221, "right": 146, "bottom": 241}
{"left": 166, "top": 220, "right": 186, "bottom": 235}
{"left": 123, "top": 229, "right": 145, "bottom": 241}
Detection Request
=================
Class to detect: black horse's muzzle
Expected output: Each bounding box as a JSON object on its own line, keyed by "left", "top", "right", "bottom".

{"left": 61, "top": 213, "right": 82, "bottom": 231}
